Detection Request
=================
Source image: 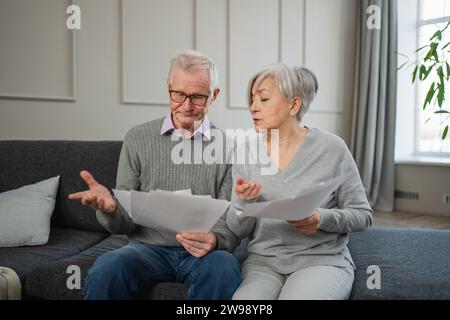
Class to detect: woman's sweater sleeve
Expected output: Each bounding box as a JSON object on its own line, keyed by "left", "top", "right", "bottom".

{"left": 225, "top": 164, "right": 258, "bottom": 241}
{"left": 318, "top": 144, "right": 373, "bottom": 234}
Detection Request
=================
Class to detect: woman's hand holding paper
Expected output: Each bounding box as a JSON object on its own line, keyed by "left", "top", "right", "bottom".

{"left": 288, "top": 210, "right": 321, "bottom": 236}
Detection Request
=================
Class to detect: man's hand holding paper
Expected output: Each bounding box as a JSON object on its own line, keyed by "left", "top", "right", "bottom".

{"left": 176, "top": 232, "right": 217, "bottom": 258}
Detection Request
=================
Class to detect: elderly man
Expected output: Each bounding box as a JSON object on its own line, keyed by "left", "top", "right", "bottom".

{"left": 68, "top": 50, "right": 240, "bottom": 300}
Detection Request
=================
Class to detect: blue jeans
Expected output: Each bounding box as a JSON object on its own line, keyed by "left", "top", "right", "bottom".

{"left": 83, "top": 243, "right": 241, "bottom": 300}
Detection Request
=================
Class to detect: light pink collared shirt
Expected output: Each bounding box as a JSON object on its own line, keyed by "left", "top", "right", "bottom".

{"left": 160, "top": 114, "right": 211, "bottom": 140}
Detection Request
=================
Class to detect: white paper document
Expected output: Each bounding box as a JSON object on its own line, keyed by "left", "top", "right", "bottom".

{"left": 112, "top": 189, "right": 229, "bottom": 233}
{"left": 241, "top": 174, "right": 348, "bottom": 221}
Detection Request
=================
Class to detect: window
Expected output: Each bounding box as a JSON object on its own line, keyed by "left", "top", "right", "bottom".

{"left": 415, "top": 0, "right": 450, "bottom": 156}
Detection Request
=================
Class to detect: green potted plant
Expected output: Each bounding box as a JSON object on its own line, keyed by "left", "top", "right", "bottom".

{"left": 400, "top": 20, "right": 450, "bottom": 139}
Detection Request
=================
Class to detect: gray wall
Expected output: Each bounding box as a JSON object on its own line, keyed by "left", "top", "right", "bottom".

{"left": 3, "top": 0, "right": 447, "bottom": 217}
{"left": 0, "top": 0, "right": 356, "bottom": 142}
{"left": 395, "top": 164, "right": 450, "bottom": 217}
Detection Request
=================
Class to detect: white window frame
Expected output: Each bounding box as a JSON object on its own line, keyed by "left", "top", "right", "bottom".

{"left": 414, "top": 0, "right": 450, "bottom": 158}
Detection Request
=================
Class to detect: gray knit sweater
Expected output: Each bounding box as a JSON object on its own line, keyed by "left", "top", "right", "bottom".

{"left": 224, "top": 128, "right": 373, "bottom": 274}
{"left": 96, "top": 117, "right": 238, "bottom": 251}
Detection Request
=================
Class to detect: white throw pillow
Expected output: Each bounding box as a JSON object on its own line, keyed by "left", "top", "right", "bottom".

{"left": 0, "top": 176, "right": 60, "bottom": 247}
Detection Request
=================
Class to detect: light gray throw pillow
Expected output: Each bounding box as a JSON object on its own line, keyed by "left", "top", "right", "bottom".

{"left": 0, "top": 176, "right": 60, "bottom": 247}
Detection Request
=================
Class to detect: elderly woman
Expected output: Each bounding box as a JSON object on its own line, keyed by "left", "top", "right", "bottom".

{"left": 225, "top": 63, "right": 373, "bottom": 300}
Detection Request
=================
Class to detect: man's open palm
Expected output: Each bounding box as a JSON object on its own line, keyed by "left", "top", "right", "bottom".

{"left": 68, "top": 170, "right": 116, "bottom": 214}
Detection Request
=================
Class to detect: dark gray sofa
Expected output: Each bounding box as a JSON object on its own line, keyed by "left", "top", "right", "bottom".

{"left": 1, "top": 140, "right": 449, "bottom": 300}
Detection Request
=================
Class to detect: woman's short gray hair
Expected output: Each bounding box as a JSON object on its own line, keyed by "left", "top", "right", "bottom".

{"left": 247, "top": 63, "right": 319, "bottom": 120}
{"left": 168, "top": 49, "right": 219, "bottom": 94}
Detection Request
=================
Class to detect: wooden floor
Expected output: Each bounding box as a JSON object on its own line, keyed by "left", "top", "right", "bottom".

{"left": 373, "top": 211, "right": 450, "bottom": 230}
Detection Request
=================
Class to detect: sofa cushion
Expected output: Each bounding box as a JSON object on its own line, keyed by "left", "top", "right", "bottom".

{"left": 0, "top": 140, "right": 122, "bottom": 233}
{"left": 0, "top": 176, "right": 60, "bottom": 247}
{"left": 348, "top": 228, "right": 450, "bottom": 300}
{"left": 0, "top": 227, "right": 108, "bottom": 282}
{"left": 25, "top": 235, "right": 188, "bottom": 300}
{"left": 24, "top": 235, "right": 128, "bottom": 299}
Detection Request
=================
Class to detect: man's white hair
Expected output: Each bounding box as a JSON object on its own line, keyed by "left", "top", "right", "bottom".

{"left": 168, "top": 49, "right": 219, "bottom": 94}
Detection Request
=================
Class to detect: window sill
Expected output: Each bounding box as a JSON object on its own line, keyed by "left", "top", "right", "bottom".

{"left": 396, "top": 156, "right": 450, "bottom": 167}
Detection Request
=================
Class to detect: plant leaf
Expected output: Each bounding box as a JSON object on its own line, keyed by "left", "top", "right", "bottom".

{"left": 433, "top": 49, "right": 440, "bottom": 62}
{"left": 424, "top": 64, "right": 436, "bottom": 79}
{"left": 425, "top": 117, "right": 431, "bottom": 124}
{"left": 419, "top": 64, "right": 435, "bottom": 81}
{"left": 442, "top": 42, "right": 450, "bottom": 51}
{"left": 430, "top": 30, "right": 442, "bottom": 41}
{"left": 437, "top": 86, "right": 445, "bottom": 107}
{"left": 419, "top": 65, "right": 426, "bottom": 80}
{"left": 436, "top": 66, "right": 446, "bottom": 107}
{"left": 424, "top": 43, "right": 438, "bottom": 61}
{"left": 442, "top": 125, "right": 449, "bottom": 140}
{"left": 415, "top": 45, "right": 429, "bottom": 53}
{"left": 442, "top": 21, "right": 450, "bottom": 32}
{"left": 423, "top": 82, "right": 435, "bottom": 110}
{"left": 435, "top": 110, "right": 450, "bottom": 114}
{"left": 395, "top": 51, "right": 410, "bottom": 59}
{"left": 437, "top": 65, "right": 445, "bottom": 80}
{"left": 446, "top": 61, "right": 450, "bottom": 80}
{"left": 412, "top": 65, "right": 419, "bottom": 82}
{"left": 397, "top": 61, "right": 408, "bottom": 71}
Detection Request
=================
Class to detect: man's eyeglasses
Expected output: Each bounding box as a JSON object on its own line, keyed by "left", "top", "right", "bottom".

{"left": 169, "top": 90, "right": 209, "bottom": 106}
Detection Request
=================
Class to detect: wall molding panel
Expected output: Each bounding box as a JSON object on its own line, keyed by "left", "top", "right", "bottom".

{"left": 227, "top": 0, "right": 306, "bottom": 109}
{"left": 0, "top": 0, "right": 77, "bottom": 102}
{"left": 121, "top": 0, "right": 196, "bottom": 105}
